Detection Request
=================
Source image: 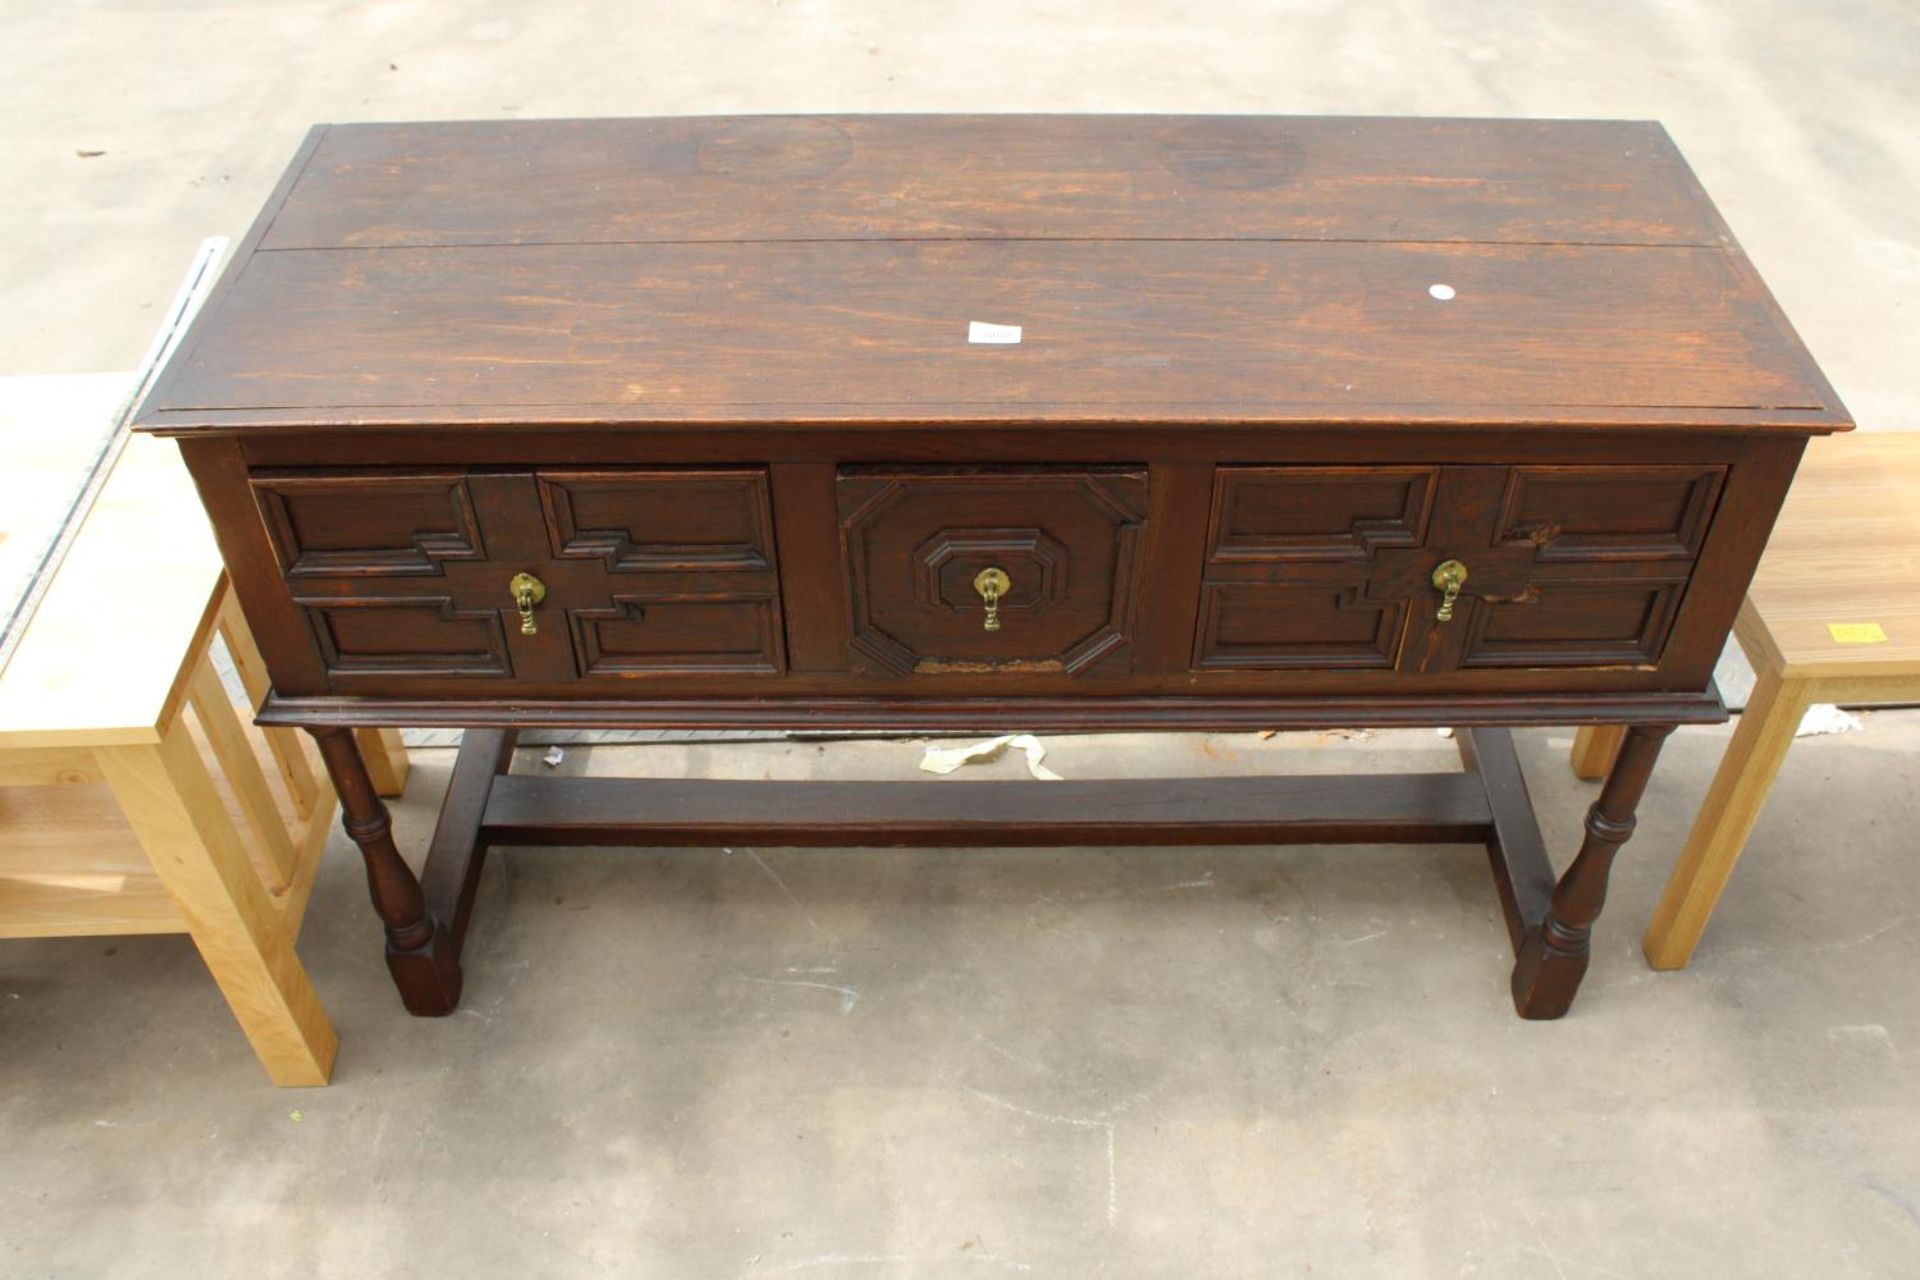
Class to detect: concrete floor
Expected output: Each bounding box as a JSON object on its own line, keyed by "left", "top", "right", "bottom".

{"left": 4, "top": 724, "right": 1920, "bottom": 1276}
{"left": 5, "top": 1, "right": 1920, "bottom": 1276}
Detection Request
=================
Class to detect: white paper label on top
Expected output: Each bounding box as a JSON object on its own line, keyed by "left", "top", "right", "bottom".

{"left": 968, "top": 321, "right": 1023, "bottom": 345}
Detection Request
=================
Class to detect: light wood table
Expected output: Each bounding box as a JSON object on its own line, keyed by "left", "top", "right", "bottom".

{"left": 0, "top": 426, "right": 407, "bottom": 1085}
{"left": 1572, "top": 432, "right": 1920, "bottom": 969}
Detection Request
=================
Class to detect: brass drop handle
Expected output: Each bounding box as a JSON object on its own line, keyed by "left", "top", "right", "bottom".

{"left": 1431, "top": 559, "right": 1468, "bottom": 623}
{"left": 973, "top": 566, "right": 1011, "bottom": 632}
{"left": 509, "top": 572, "right": 547, "bottom": 635}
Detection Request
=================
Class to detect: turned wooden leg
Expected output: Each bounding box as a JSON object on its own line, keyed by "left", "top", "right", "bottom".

{"left": 1513, "top": 722, "right": 1674, "bottom": 1019}
{"left": 309, "top": 726, "right": 463, "bottom": 1015}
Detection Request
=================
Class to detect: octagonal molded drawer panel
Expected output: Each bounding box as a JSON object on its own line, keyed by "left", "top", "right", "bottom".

{"left": 837, "top": 468, "right": 1148, "bottom": 675}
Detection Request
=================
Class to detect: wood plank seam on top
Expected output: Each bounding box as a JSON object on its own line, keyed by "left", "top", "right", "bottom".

{"left": 135, "top": 116, "right": 1847, "bottom": 432}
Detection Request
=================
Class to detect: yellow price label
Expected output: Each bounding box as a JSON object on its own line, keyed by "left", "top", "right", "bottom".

{"left": 1827, "top": 622, "right": 1888, "bottom": 645}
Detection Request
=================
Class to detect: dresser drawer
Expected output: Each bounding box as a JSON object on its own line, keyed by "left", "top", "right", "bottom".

{"left": 255, "top": 471, "right": 485, "bottom": 578}
{"left": 837, "top": 468, "right": 1148, "bottom": 676}
{"left": 241, "top": 455, "right": 1743, "bottom": 697}
{"left": 537, "top": 470, "right": 775, "bottom": 572}
{"left": 251, "top": 468, "right": 784, "bottom": 684}
{"left": 1462, "top": 465, "right": 1722, "bottom": 669}
{"left": 1195, "top": 464, "right": 1725, "bottom": 673}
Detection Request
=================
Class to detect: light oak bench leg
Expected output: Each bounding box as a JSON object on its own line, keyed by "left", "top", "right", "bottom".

{"left": 96, "top": 721, "right": 337, "bottom": 1086}
{"left": 1642, "top": 668, "right": 1814, "bottom": 970}
{"left": 186, "top": 654, "right": 296, "bottom": 889}
{"left": 357, "top": 727, "right": 411, "bottom": 798}
{"left": 1570, "top": 725, "right": 1626, "bottom": 781}
{"left": 217, "top": 588, "right": 320, "bottom": 819}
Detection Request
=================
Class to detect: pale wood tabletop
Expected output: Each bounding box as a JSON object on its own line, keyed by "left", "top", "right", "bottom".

{"left": 0, "top": 429, "right": 224, "bottom": 746}
{"left": 1737, "top": 431, "right": 1920, "bottom": 682}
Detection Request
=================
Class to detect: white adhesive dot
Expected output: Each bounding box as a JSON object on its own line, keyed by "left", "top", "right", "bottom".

{"left": 1428, "top": 283, "right": 1456, "bottom": 301}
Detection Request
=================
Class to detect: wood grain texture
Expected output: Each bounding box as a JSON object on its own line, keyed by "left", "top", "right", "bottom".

{"left": 0, "top": 435, "right": 224, "bottom": 746}
{"left": 1641, "top": 668, "right": 1812, "bottom": 970}
{"left": 481, "top": 772, "right": 1496, "bottom": 848}
{"left": 419, "top": 728, "right": 516, "bottom": 957}
{"left": 218, "top": 586, "right": 320, "bottom": 817}
{"left": 1652, "top": 433, "right": 1807, "bottom": 690}
{"left": 259, "top": 688, "right": 1726, "bottom": 732}
{"left": 356, "top": 726, "right": 410, "bottom": 797}
{"left": 768, "top": 463, "right": 852, "bottom": 673}
{"left": 0, "top": 732, "right": 336, "bottom": 942}
{"left": 0, "top": 746, "right": 105, "bottom": 787}
{"left": 230, "top": 425, "right": 1766, "bottom": 468}
{"left": 149, "top": 240, "right": 1824, "bottom": 422}
{"left": 1737, "top": 432, "right": 1920, "bottom": 678}
{"left": 1456, "top": 727, "right": 1556, "bottom": 953}
{"left": 259, "top": 116, "right": 1731, "bottom": 250}
{"left": 0, "top": 783, "right": 187, "bottom": 936}
{"left": 187, "top": 656, "right": 296, "bottom": 886}
{"left": 97, "top": 722, "right": 336, "bottom": 1085}
{"left": 1130, "top": 462, "right": 1214, "bottom": 672}
{"left": 136, "top": 116, "right": 1848, "bottom": 434}
{"left": 1569, "top": 724, "right": 1627, "bottom": 781}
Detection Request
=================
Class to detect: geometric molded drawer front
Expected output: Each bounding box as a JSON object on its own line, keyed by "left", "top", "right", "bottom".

{"left": 838, "top": 467, "right": 1148, "bottom": 676}
{"left": 1195, "top": 583, "right": 1405, "bottom": 670}
{"left": 1462, "top": 579, "right": 1689, "bottom": 668}
{"left": 1195, "top": 463, "right": 1721, "bottom": 674}
{"left": 535, "top": 468, "right": 784, "bottom": 678}
{"left": 537, "top": 469, "right": 774, "bottom": 570}
{"left": 1494, "top": 466, "right": 1725, "bottom": 561}
{"left": 1207, "top": 466, "right": 1438, "bottom": 563}
{"left": 253, "top": 471, "right": 484, "bottom": 577}
{"left": 570, "top": 596, "right": 785, "bottom": 676}
{"left": 1462, "top": 464, "right": 1725, "bottom": 666}
{"left": 258, "top": 466, "right": 788, "bottom": 686}
{"left": 1194, "top": 466, "right": 1438, "bottom": 670}
{"left": 297, "top": 595, "right": 512, "bottom": 677}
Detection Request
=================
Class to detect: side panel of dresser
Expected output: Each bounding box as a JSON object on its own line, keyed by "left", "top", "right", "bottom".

{"left": 180, "top": 429, "right": 1806, "bottom": 710}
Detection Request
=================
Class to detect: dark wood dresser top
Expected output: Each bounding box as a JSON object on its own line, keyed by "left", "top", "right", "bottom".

{"left": 136, "top": 115, "right": 1848, "bottom": 435}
